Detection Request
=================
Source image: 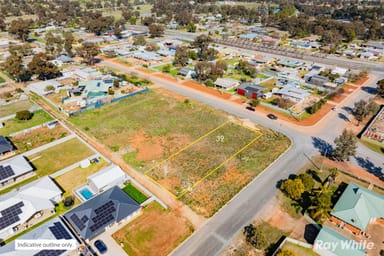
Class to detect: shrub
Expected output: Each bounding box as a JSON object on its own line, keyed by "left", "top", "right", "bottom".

{"left": 16, "top": 110, "right": 33, "bottom": 120}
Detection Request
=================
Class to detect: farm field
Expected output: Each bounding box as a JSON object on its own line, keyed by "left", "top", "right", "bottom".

{"left": 112, "top": 202, "right": 193, "bottom": 256}
{"left": 29, "top": 138, "right": 94, "bottom": 177}
{"left": 0, "top": 100, "right": 34, "bottom": 118}
{"left": 0, "top": 110, "right": 53, "bottom": 136}
{"left": 70, "top": 88, "right": 290, "bottom": 216}
{"left": 10, "top": 124, "right": 69, "bottom": 153}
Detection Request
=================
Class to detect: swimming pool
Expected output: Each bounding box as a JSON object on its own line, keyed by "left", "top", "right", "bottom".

{"left": 79, "top": 187, "right": 94, "bottom": 200}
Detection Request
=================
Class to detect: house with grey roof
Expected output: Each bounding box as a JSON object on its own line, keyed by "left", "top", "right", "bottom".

{"left": 0, "top": 176, "right": 62, "bottom": 239}
{"left": 28, "top": 79, "right": 62, "bottom": 96}
{"left": 237, "top": 83, "right": 264, "bottom": 99}
{"left": 64, "top": 186, "right": 141, "bottom": 241}
{"left": 330, "top": 182, "right": 384, "bottom": 235}
{"left": 0, "top": 217, "right": 79, "bottom": 256}
{"left": 275, "top": 87, "right": 310, "bottom": 103}
{"left": 214, "top": 78, "right": 239, "bottom": 90}
{"left": 305, "top": 74, "right": 329, "bottom": 87}
{"left": 0, "top": 136, "right": 13, "bottom": 157}
{"left": 314, "top": 226, "right": 365, "bottom": 256}
{"left": 0, "top": 155, "right": 34, "bottom": 187}
{"left": 178, "top": 68, "right": 196, "bottom": 79}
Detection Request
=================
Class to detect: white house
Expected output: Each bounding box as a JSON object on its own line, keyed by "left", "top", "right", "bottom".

{"left": 88, "top": 165, "right": 128, "bottom": 193}
{"left": 0, "top": 176, "right": 62, "bottom": 239}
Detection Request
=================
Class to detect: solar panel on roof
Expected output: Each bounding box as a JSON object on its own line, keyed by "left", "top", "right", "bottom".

{"left": 70, "top": 214, "right": 85, "bottom": 231}
{"left": 33, "top": 249, "right": 66, "bottom": 256}
{"left": 49, "top": 222, "right": 72, "bottom": 240}
{"left": 0, "top": 165, "right": 15, "bottom": 181}
{"left": 89, "top": 214, "right": 114, "bottom": 232}
{"left": 81, "top": 215, "right": 89, "bottom": 223}
{"left": 0, "top": 201, "right": 24, "bottom": 230}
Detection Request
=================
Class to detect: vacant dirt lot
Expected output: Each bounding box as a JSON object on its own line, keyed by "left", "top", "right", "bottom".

{"left": 112, "top": 202, "right": 193, "bottom": 256}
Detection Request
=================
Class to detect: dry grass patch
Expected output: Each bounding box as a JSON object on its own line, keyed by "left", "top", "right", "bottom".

{"left": 113, "top": 202, "right": 193, "bottom": 256}
{"left": 10, "top": 124, "right": 69, "bottom": 153}
{"left": 29, "top": 138, "right": 94, "bottom": 177}
{"left": 0, "top": 100, "right": 33, "bottom": 118}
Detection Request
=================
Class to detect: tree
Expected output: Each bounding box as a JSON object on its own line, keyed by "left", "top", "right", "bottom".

{"left": 298, "top": 173, "right": 315, "bottom": 191}
{"left": 16, "top": 110, "right": 33, "bottom": 120}
{"left": 63, "top": 31, "right": 75, "bottom": 57}
{"left": 133, "top": 35, "right": 146, "bottom": 46}
{"left": 280, "top": 178, "right": 305, "bottom": 201}
{"left": 277, "top": 250, "right": 296, "bottom": 256}
{"left": 9, "top": 44, "right": 32, "bottom": 57}
{"left": 352, "top": 99, "right": 368, "bottom": 125}
{"left": 45, "top": 31, "right": 63, "bottom": 55}
{"left": 148, "top": 24, "right": 164, "bottom": 37}
{"left": 308, "top": 193, "right": 333, "bottom": 221}
{"left": 76, "top": 42, "right": 100, "bottom": 65}
{"left": 28, "top": 53, "right": 61, "bottom": 80}
{"left": 243, "top": 224, "right": 268, "bottom": 249}
{"left": 8, "top": 19, "right": 31, "bottom": 41}
{"left": 4, "top": 54, "right": 31, "bottom": 81}
{"left": 186, "top": 22, "right": 196, "bottom": 33}
{"left": 249, "top": 99, "right": 260, "bottom": 107}
{"left": 333, "top": 129, "right": 357, "bottom": 161}
{"left": 174, "top": 46, "right": 189, "bottom": 66}
{"left": 192, "top": 34, "right": 213, "bottom": 61}
{"left": 376, "top": 79, "right": 384, "bottom": 97}
{"left": 113, "top": 80, "right": 120, "bottom": 88}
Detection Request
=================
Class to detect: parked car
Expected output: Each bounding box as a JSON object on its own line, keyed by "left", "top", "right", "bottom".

{"left": 94, "top": 240, "right": 107, "bottom": 254}
{"left": 246, "top": 106, "right": 255, "bottom": 112}
{"left": 267, "top": 113, "right": 277, "bottom": 120}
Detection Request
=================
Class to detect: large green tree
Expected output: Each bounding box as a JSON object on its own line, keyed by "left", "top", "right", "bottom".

{"left": 192, "top": 34, "right": 214, "bottom": 61}
{"left": 174, "top": 46, "right": 189, "bottom": 66}
{"left": 148, "top": 24, "right": 164, "bottom": 38}
{"left": 76, "top": 42, "right": 100, "bottom": 65}
{"left": 8, "top": 19, "right": 32, "bottom": 41}
{"left": 28, "top": 53, "right": 61, "bottom": 80}
{"left": 4, "top": 54, "right": 31, "bottom": 81}
{"left": 243, "top": 224, "right": 268, "bottom": 250}
{"left": 280, "top": 178, "right": 305, "bottom": 201}
{"left": 333, "top": 129, "right": 357, "bottom": 161}
{"left": 308, "top": 193, "right": 333, "bottom": 221}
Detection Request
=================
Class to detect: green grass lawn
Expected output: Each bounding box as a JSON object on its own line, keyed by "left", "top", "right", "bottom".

{"left": 0, "top": 76, "right": 5, "bottom": 83}
{"left": 122, "top": 182, "right": 148, "bottom": 204}
{"left": 280, "top": 241, "right": 319, "bottom": 256}
{"left": 0, "top": 100, "right": 34, "bottom": 118}
{"left": 360, "top": 137, "right": 384, "bottom": 154}
{"left": 29, "top": 138, "right": 94, "bottom": 177}
{"left": 1, "top": 110, "right": 53, "bottom": 136}
{"left": 256, "top": 222, "right": 287, "bottom": 254}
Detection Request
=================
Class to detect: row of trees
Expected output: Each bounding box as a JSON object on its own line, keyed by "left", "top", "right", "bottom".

{"left": 3, "top": 42, "right": 100, "bottom": 81}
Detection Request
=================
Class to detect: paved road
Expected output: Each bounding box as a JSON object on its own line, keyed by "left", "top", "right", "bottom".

{"left": 101, "top": 59, "right": 383, "bottom": 256}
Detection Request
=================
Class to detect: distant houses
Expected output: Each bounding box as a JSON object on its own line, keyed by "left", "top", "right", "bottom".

{"left": 214, "top": 78, "right": 239, "bottom": 90}
{"left": 237, "top": 83, "right": 264, "bottom": 99}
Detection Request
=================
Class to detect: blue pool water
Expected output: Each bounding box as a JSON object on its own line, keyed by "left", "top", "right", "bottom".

{"left": 79, "top": 188, "right": 94, "bottom": 200}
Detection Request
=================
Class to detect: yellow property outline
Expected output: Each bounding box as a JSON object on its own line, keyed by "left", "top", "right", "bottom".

{"left": 144, "top": 120, "right": 263, "bottom": 198}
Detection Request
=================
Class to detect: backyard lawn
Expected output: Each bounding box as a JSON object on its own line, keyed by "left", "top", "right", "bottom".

{"left": 0, "top": 110, "right": 53, "bottom": 136}
{"left": 55, "top": 159, "right": 108, "bottom": 204}
{"left": 0, "top": 100, "right": 34, "bottom": 118}
{"left": 122, "top": 182, "right": 148, "bottom": 204}
{"left": 10, "top": 124, "right": 69, "bottom": 154}
{"left": 280, "top": 241, "right": 319, "bottom": 256}
{"left": 112, "top": 202, "right": 193, "bottom": 256}
{"left": 29, "top": 138, "right": 94, "bottom": 177}
{"left": 71, "top": 88, "right": 290, "bottom": 216}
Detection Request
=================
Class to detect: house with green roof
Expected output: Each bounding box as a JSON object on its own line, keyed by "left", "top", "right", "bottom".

{"left": 330, "top": 182, "right": 384, "bottom": 235}
{"left": 314, "top": 226, "right": 366, "bottom": 256}
{"left": 79, "top": 80, "right": 112, "bottom": 99}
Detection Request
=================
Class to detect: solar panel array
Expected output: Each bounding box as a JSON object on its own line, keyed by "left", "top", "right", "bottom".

{"left": 70, "top": 213, "right": 85, "bottom": 231}
{"left": 0, "top": 202, "right": 24, "bottom": 230}
{"left": 89, "top": 200, "right": 116, "bottom": 232}
{"left": 33, "top": 250, "right": 66, "bottom": 256}
{"left": 49, "top": 222, "right": 72, "bottom": 240}
{"left": 0, "top": 165, "right": 15, "bottom": 181}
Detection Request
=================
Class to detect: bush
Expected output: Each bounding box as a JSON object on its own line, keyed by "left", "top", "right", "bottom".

{"left": 249, "top": 99, "right": 260, "bottom": 107}
{"left": 306, "top": 99, "right": 326, "bottom": 114}
{"left": 63, "top": 196, "right": 74, "bottom": 207}
{"left": 205, "top": 80, "right": 214, "bottom": 87}
{"left": 108, "top": 88, "right": 115, "bottom": 95}
{"left": 16, "top": 110, "right": 33, "bottom": 120}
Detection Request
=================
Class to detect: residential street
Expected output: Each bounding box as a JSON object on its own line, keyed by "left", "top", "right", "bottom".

{"left": 100, "top": 59, "right": 383, "bottom": 256}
